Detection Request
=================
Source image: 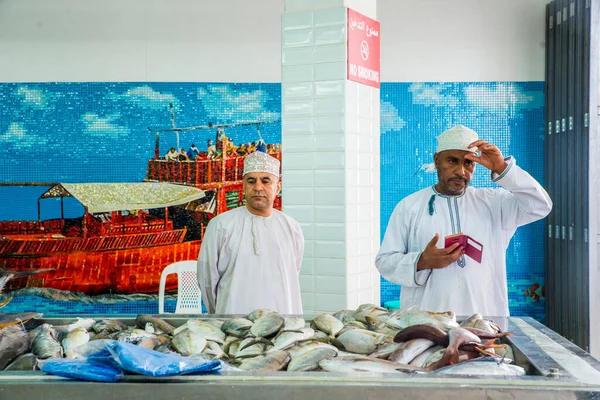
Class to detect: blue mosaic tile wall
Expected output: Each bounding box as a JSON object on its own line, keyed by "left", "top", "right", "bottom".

{"left": 0, "top": 82, "right": 546, "bottom": 321}
{"left": 379, "top": 82, "right": 546, "bottom": 322}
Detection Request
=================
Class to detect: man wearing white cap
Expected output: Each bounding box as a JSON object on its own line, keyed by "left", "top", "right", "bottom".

{"left": 375, "top": 125, "right": 552, "bottom": 317}
{"left": 197, "top": 150, "right": 304, "bottom": 314}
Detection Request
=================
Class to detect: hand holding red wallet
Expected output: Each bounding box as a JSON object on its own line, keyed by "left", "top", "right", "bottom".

{"left": 444, "top": 233, "right": 484, "bottom": 263}
{"left": 416, "top": 233, "right": 465, "bottom": 271}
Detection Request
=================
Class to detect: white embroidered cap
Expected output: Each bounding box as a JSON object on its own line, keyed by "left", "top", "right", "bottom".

{"left": 436, "top": 124, "right": 479, "bottom": 154}
{"left": 243, "top": 151, "right": 280, "bottom": 178}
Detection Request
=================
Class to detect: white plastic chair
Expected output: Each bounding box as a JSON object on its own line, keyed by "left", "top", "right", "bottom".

{"left": 158, "top": 260, "right": 203, "bottom": 314}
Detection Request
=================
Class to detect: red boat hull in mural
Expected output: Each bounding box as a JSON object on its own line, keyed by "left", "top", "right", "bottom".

{"left": 0, "top": 236, "right": 200, "bottom": 295}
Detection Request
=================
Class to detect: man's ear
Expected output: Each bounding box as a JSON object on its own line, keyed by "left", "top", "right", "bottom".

{"left": 433, "top": 152, "right": 439, "bottom": 168}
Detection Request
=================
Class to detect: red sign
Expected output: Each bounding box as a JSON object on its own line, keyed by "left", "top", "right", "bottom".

{"left": 347, "top": 8, "right": 380, "bottom": 88}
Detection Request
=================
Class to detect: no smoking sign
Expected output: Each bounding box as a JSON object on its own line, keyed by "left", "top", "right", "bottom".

{"left": 347, "top": 9, "right": 380, "bottom": 88}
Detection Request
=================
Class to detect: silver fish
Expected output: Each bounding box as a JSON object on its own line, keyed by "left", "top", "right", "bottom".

{"left": 460, "top": 313, "right": 499, "bottom": 334}
{"left": 335, "top": 329, "right": 391, "bottom": 355}
{"left": 184, "top": 319, "right": 226, "bottom": 344}
{"left": 390, "top": 338, "right": 435, "bottom": 364}
{"left": 288, "top": 347, "right": 338, "bottom": 372}
{"left": 409, "top": 345, "right": 444, "bottom": 367}
{"left": 247, "top": 309, "right": 276, "bottom": 322}
{"left": 282, "top": 317, "right": 306, "bottom": 331}
{"left": 319, "top": 356, "right": 405, "bottom": 374}
{"left": 385, "top": 308, "right": 459, "bottom": 331}
{"left": 92, "top": 319, "right": 127, "bottom": 334}
{"left": 203, "top": 340, "right": 227, "bottom": 360}
{"left": 221, "top": 318, "right": 253, "bottom": 338}
{"left": 313, "top": 330, "right": 331, "bottom": 343}
{"left": 238, "top": 350, "right": 290, "bottom": 371}
{"left": 250, "top": 313, "right": 284, "bottom": 338}
{"left": 332, "top": 309, "right": 356, "bottom": 323}
{"left": 172, "top": 329, "right": 207, "bottom": 356}
{"left": 227, "top": 340, "right": 241, "bottom": 357}
{"left": 235, "top": 342, "right": 265, "bottom": 359}
{"left": 270, "top": 327, "right": 314, "bottom": 351}
{"left": 52, "top": 318, "right": 97, "bottom": 335}
{"left": 287, "top": 340, "right": 338, "bottom": 360}
{"left": 368, "top": 341, "right": 406, "bottom": 359}
{"left": 434, "top": 356, "right": 526, "bottom": 376}
{"left": 311, "top": 313, "right": 344, "bottom": 338}
{"left": 62, "top": 327, "right": 90, "bottom": 358}
{"left": 207, "top": 319, "right": 225, "bottom": 330}
{"left": 354, "top": 304, "right": 389, "bottom": 324}
{"left": 426, "top": 347, "right": 447, "bottom": 367}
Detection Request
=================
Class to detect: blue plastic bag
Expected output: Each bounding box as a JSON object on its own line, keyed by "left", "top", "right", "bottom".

{"left": 90, "top": 341, "right": 222, "bottom": 377}
{"left": 39, "top": 358, "right": 123, "bottom": 382}
{"left": 41, "top": 340, "right": 221, "bottom": 382}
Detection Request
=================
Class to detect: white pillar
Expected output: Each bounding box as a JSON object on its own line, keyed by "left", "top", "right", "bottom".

{"left": 281, "top": 0, "right": 380, "bottom": 315}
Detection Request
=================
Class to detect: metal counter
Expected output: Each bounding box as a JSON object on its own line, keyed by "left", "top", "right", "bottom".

{"left": 1, "top": 316, "right": 600, "bottom": 400}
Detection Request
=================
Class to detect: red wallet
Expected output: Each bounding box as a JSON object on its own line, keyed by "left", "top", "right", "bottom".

{"left": 444, "top": 233, "right": 483, "bottom": 263}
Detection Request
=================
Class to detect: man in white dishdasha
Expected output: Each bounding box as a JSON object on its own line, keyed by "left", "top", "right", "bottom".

{"left": 197, "top": 150, "right": 304, "bottom": 314}
{"left": 375, "top": 125, "right": 552, "bottom": 317}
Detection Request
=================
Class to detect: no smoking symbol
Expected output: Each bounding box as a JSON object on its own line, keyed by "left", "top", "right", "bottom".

{"left": 360, "top": 40, "right": 369, "bottom": 61}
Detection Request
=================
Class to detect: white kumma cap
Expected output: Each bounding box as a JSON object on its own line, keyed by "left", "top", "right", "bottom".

{"left": 243, "top": 151, "right": 280, "bottom": 178}
{"left": 436, "top": 125, "right": 479, "bottom": 154}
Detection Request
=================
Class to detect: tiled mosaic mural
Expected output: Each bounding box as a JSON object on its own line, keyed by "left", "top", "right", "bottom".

{"left": 0, "top": 82, "right": 546, "bottom": 321}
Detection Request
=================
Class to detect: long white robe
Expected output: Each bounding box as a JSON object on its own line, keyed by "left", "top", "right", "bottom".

{"left": 375, "top": 157, "right": 552, "bottom": 317}
{"left": 197, "top": 206, "right": 304, "bottom": 315}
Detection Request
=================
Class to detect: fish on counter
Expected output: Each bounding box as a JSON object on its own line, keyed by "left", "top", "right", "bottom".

{"left": 0, "top": 305, "right": 522, "bottom": 376}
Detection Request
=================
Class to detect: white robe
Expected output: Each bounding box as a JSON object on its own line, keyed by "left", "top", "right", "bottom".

{"left": 375, "top": 157, "right": 552, "bottom": 317}
{"left": 197, "top": 206, "right": 304, "bottom": 315}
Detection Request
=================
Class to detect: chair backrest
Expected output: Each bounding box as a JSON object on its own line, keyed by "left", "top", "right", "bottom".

{"left": 158, "top": 260, "right": 203, "bottom": 314}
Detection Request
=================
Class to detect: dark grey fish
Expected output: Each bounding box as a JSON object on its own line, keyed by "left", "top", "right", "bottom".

{"left": 0, "top": 325, "right": 29, "bottom": 369}
{"left": 4, "top": 353, "right": 38, "bottom": 371}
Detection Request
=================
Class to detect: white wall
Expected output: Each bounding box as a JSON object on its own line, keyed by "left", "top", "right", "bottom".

{"left": 0, "top": 0, "right": 284, "bottom": 82}
{"left": 380, "top": 0, "right": 548, "bottom": 82}
{"left": 0, "top": 0, "right": 548, "bottom": 82}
